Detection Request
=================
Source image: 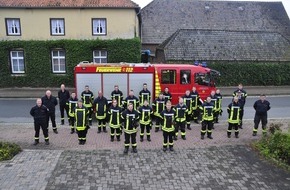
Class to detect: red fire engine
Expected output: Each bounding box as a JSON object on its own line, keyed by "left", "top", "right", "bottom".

{"left": 74, "top": 62, "right": 219, "bottom": 104}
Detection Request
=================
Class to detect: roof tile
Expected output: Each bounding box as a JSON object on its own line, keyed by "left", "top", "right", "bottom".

{"left": 0, "top": 0, "right": 139, "bottom": 8}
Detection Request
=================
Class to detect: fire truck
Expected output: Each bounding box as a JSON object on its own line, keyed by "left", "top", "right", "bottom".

{"left": 74, "top": 62, "right": 220, "bottom": 104}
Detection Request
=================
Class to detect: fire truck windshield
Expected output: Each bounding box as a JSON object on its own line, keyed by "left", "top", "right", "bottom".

{"left": 195, "top": 72, "right": 215, "bottom": 87}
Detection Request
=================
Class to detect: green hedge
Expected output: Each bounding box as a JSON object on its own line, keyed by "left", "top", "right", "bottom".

{"left": 0, "top": 142, "right": 22, "bottom": 161}
{"left": 0, "top": 38, "right": 141, "bottom": 87}
{"left": 208, "top": 61, "right": 290, "bottom": 86}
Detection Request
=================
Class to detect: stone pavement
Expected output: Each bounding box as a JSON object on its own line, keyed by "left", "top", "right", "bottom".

{"left": 0, "top": 120, "right": 289, "bottom": 189}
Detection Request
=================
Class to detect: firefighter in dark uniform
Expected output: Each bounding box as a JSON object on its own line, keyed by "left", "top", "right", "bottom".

{"left": 123, "top": 90, "right": 139, "bottom": 110}
{"left": 108, "top": 99, "right": 123, "bottom": 142}
{"left": 199, "top": 96, "right": 215, "bottom": 139}
{"left": 215, "top": 89, "right": 223, "bottom": 123}
{"left": 182, "top": 90, "right": 193, "bottom": 130}
{"left": 227, "top": 96, "right": 242, "bottom": 138}
{"left": 75, "top": 100, "right": 89, "bottom": 145}
{"left": 42, "top": 90, "right": 58, "bottom": 134}
{"left": 81, "top": 85, "right": 94, "bottom": 126}
{"left": 152, "top": 93, "right": 165, "bottom": 132}
{"left": 174, "top": 97, "right": 188, "bottom": 140}
{"left": 233, "top": 84, "right": 247, "bottom": 129}
{"left": 139, "top": 83, "right": 151, "bottom": 106}
{"left": 190, "top": 86, "right": 202, "bottom": 124}
{"left": 163, "top": 87, "right": 172, "bottom": 103}
{"left": 253, "top": 94, "right": 271, "bottom": 136}
{"left": 121, "top": 103, "right": 139, "bottom": 154}
{"left": 67, "top": 92, "right": 78, "bottom": 134}
{"left": 30, "top": 98, "right": 49, "bottom": 145}
{"left": 161, "top": 101, "right": 176, "bottom": 152}
{"left": 138, "top": 99, "right": 153, "bottom": 142}
{"left": 93, "top": 91, "right": 108, "bottom": 133}
{"left": 209, "top": 90, "right": 218, "bottom": 128}
{"left": 111, "top": 85, "right": 123, "bottom": 108}
{"left": 58, "top": 84, "right": 70, "bottom": 125}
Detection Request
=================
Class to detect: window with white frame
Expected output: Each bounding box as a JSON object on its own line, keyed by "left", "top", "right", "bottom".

{"left": 50, "top": 19, "right": 65, "bottom": 35}
{"left": 92, "top": 19, "right": 107, "bottom": 35}
{"left": 93, "top": 50, "right": 107, "bottom": 63}
{"left": 51, "top": 50, "right": 66, "bottom": 73}
{"left": 10, "top": 51, "right": 25, "bottom": 74}
{"left": 6, "top": 18, "right": 21, "bottom": 36}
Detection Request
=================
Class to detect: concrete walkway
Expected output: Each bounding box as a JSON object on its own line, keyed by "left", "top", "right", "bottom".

{"left": 0, "top": 119, "right": 289, "bottom": 190}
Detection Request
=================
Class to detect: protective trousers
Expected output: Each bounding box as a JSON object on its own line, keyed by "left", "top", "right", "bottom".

{"left": 124, "top": 132, "right": 137, "bottom": 149}
{"left": 253, "top": 114, "right": 267, "bottom": 134}
{"left": 60, "top": 104, "right": 69, "bottom": 124}
{"left": 140, "top": 124, "right": 151, "bottom": 139}
{"left": 47, "top": 112, "right": 57, "bottom": 131}
{"left": 201, "top": 120, "right": 213, "bottom": 137}
{"left": 175, "top": 121, "right": 186, "bottom": 138}
{"left": 163, "top": 131, "right": 173, "bottom": 148}
{"left": 34, "top": 121, "right": 49, "bottom": 142}
{"left": 227, "top": 123, "right": 239, "bottom": 137}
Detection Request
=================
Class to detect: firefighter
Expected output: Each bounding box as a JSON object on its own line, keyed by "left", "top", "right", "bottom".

{"left": 93, "top": 91, "right": 108, "bottom": 133}
{"left": 123, "top": 90, "right": 139, "bottom": 110}
{"left": 233, "top": 84, "right": 247, "bottom": 129}
{"left": 67, "top": 92, "right": 78, "bottom": 134}
{"left": 111, "top": 85, "right": 123, "bottom": 108}
{"left": 236, "top": 90, "right": 246, "bottom": 129}
{"left": 190, "top": 86, "right": 202, "bottom": 124}
{"left": 182, "top": 90, "right": 193, "bottom": 130}
{"left": 227, "top": 96, "right": 241, "bottom": 138}
{"left": 152, "top": 93, "right": 166, "bottom": 132}
{"left": 215, "top": 89, "right": 223, "bottom": 123}
{"left": 81, "top": 85, "right": 94, "bottom": 126}
{"left": 253, "top": 94, "right": 271, "bottom": 136}
{"left": 163, "top": 87, "right": 172, "bottom": 103}
{"left": 58, "top": 84, "right": 70, "bottom": 125}
{"left": 30, "top": 98, "right": 49, "bottom": 145}
{"left": 174, "top": 97, "right": 188, "bottom": 140}
{"left": 75, "top": 100, "right": 89, "bottom": 145}
{"left": 108, "top": 99, "right": 123, "bottom": 142}
{"left": 42, "top": 90, "right": 58, "bottom": 134}
{"left": 138, "top": 99, "right": 153, "bottom": 142}
{"left": 161, "top": 101, "right": 176, "bottom": 152}
{"left": 199, "top": 96, "right": 215, "bottom": 140}
{"left": 121, "top": 103, "right": 140, "bottom": 154}
{"left": 139, "top": 83, "right": 151, "bottom": 106}
{"left": 209, "top": 90, "right": 218, "bottom": 128}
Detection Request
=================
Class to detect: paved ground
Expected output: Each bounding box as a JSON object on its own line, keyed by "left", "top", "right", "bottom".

{"left": 0, "top": 119, "right": 290, "bottom": 189}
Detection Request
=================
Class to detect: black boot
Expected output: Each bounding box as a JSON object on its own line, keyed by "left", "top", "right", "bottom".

{"left": 123, "top": 147, "right": 129, "bottom": 154}
{"left": 71, "top": 128, "right": 75, "bottom": 134}
{"left": 163, "top": 147, "right": 167, "bottom": 152}
{"left": 103, "top": 127, "right": 107, "bottom": 133}
{"left": 53, "top": 129, "right": 58, "bottom": 134}
{"left": 182, "top": 136, "right": 186, "bottom": 140}
{"left": 33, "top": 140, "right": 39, "bottom": 145}
{"left": 45, "top": 140, "right": 50, "bottom": 145}
{"left": 111, "top": 136, "right": 114, "bottom": 142}
{"left": 169, "top": 147, "right": 174, "bottom": 151}
{"left": 155, "top": 128, "right": 159, "bottom": 132}
{"left": 97, "top": 128, "right": 101, "bottom": 133}
{"left": 89, "top": 120, "right": 92, "bottom": 126}
{"left": 147, "top": 136, "right": 151, "bottom": 142}
{"left": 117, "top": 136, "right": 120, "bottom": 141}
{"left": 201, "top": 135, "right": 205, "bottom": 140}
{"left": 140, "top": 137, "right": 144, "bottom": 142}
{"left": 61, "top": 120, "right": 64, "bottom": 125}
{"left": 187, "top": 125, "right": 192, "bottom": 130}
{"left": 207, "top": 135, "right": 213, "bottom": 139}
{"left": 132, "top": 147, "right": 138, "bottom": 153}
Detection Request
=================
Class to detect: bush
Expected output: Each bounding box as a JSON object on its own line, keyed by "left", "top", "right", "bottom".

{"left": 254, "top": 126, "right": 290, "bottom": 168}
{"left": 0, "top": 142, "right": 22, "bottom": 161}
{"left": 208, "top": 61, "right": 290, "bottom": 86}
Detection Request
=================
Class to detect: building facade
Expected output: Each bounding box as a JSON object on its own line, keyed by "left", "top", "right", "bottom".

{"left": 0, "top": 0, "right": 140, "bottom": 87}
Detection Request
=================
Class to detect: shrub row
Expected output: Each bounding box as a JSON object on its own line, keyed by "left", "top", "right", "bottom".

{"left": 0, "top": 142, "right": 22, "bottom": 161}
{"left": 208, "top": 61, "right": 290, "bottom": 86}
{"left": 0, "top": 38, "right": 141, "bottom": 87}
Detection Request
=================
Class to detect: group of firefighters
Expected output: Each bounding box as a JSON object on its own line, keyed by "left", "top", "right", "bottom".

{"left": 30, "top": 83, "right": 270, "bottom": 154}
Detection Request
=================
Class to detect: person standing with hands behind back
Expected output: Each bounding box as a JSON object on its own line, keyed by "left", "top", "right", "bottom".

{"left": 30, "top": 98, "right": 49, "bottom": 145}
{"left": 42, "top": 90, "right": 58, "bottom": 134}
{"left": 253, "top": 94, "right": 270, "bottom": 136}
